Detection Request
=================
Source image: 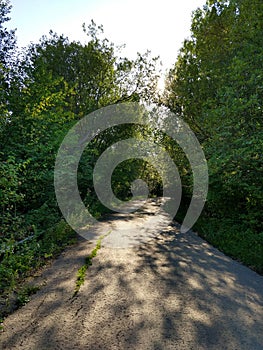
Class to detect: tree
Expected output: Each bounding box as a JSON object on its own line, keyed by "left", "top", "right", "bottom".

{"left": 1, "top": 16, "right": 162, "bottom": 236}
{"left": 0, "top": 0, "right": 16, "bottom": 132}
{"left": 164, "top": 0, "right": 263, "bottom": 233}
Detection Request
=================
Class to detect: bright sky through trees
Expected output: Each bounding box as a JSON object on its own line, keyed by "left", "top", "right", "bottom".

{"left": 9, "top": 0, "right": 205, "bottom": 72}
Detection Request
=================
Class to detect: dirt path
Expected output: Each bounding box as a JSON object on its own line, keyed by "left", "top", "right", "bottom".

{"left": 1, "top": 200, "right": 263, "bottom": 349}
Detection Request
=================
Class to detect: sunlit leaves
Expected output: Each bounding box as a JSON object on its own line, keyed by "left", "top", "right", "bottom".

{"left": 164, "top": 0, "right": 263, "bottom": 234}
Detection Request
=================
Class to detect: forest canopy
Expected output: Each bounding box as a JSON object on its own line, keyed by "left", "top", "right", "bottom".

{"left": 0, "top": 0, "right": 262, "bottom": 313}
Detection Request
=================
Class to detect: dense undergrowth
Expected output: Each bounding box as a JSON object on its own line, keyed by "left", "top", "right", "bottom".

{"left": 0, "top": 220, "right": 76, "bottom": 318}
{"left": 196, "top": 218, "right": 263, "bottom": 274}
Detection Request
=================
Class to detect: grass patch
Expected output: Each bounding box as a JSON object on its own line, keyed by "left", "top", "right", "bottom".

{"left": 175, "top": 199, "right": 263, "bottom": 274}
{"left": 0, "top": 284, "right": 41, "bottom": 322}
{"left": 0, "top": 219, "right": 77, "bottom": 318}
{"left": 195, "top": 217, "right": 263, "bottom": 274}
{"left": 73, "top": 232, "right": 110, "bottom": 297}
{"left": 73, "top": 238, "right": 102, "bottom": 297}
{"left": 16, "top": 285, "right": 41, "bottom": 307}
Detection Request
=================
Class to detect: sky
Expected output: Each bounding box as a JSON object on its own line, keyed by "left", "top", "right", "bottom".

{"left": 8, "top": 0, "right": 206, "bottom": 76}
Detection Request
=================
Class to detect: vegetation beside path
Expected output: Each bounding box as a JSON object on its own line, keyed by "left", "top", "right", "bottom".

{"left": 0, "top": 0, "right": 262, "bottom": 321}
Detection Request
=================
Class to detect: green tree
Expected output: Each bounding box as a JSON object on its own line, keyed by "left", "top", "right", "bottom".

{"left": 164, "top": 0, "right": 263, "bottom": 270}
{"left": 1, "top": 17, "right": 161, "bottom": 234}
{"left": 0, "top": 0, "right": 16, "bottom": 132}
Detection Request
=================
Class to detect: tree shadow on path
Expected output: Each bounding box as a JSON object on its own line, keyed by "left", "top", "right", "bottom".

{"left": 1, "top": 215, "right": 263, "bottom": 349}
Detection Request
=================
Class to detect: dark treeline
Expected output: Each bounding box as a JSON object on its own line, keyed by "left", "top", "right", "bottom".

{"left": 0, "top": 0, "right": 262, "bottom": 314}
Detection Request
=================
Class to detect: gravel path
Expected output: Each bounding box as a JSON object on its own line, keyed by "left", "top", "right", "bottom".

{"left": 1, "top": 200, "right": 263, "bottom": 349}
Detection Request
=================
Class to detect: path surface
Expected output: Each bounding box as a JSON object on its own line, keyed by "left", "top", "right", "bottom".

{"left": 1, "top": 199, "right": 263, "bottom": 349}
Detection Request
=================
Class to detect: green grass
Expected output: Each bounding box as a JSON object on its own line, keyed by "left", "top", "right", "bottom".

{"left": 73, "top": 238, "right": 102, "bottom": 297}
{"left": 175, "top": 199, "right": 263, "bottom": 275}
{"left": 16, "top": 285, "right": 41, "bottom": 307}
{"left": 195, "top": 217, "right": 263, "bottom": 274}
{"left": 73, "top": 232, "right": 111, "bottom": 297}
{"left": 0, "top": 219, "right": 77, "bottom": 318}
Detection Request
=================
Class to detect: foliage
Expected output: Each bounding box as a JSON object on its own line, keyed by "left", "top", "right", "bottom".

{"left": 0, "top": 0, "right": 16, "bottom": 126}
{"left": 165, "top": 0, "right": 263, "bottom": 272}
{"left": 2, "top": 0, "right": 262, "bottom": 313}
{"left": 0, "top": 0, "right": 161, "bottom": 304}
{"left": 0, "top": 220, "right": 76, "bottom": 296}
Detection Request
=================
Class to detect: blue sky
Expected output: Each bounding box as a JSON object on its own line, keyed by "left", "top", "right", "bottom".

{"left": 8, "top": 0, "right": 206, "bottom": 72}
